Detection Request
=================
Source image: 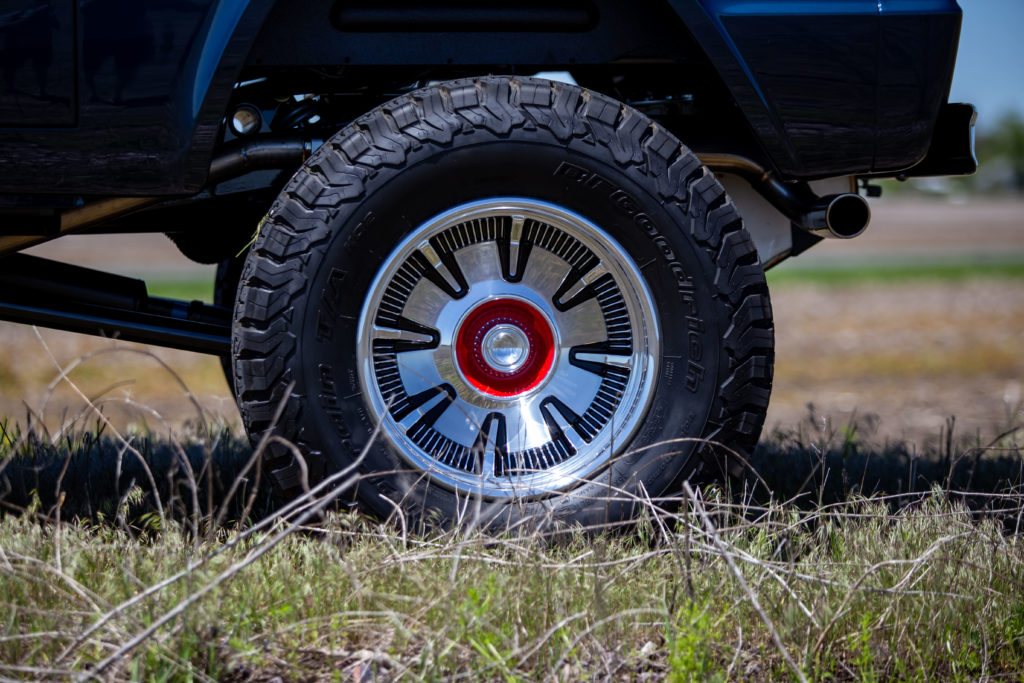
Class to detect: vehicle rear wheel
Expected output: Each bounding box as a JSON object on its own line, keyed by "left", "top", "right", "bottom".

{"left": 232, "top": 76, "right": 773, "bottom": 530}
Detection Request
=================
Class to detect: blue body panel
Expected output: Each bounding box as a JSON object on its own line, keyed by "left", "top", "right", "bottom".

{"left": 0, "top": 0, "right": 268, "bottom": 195}
{"left": 192, "top": 0, "right": 250, "bottom": 118}
{"left": 676, "top": 0, "right": 961, "bottom": 176}
{"left": 0, "top": 0, "right": 963, "bottom": 195}
{"left": 0, "top": 1, "right": 76, "bottom": 126}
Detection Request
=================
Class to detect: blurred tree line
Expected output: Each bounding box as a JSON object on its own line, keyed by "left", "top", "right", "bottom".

{"left": 973, "top": 111, "right": 1024, "bottom": 193}
{"left": 884, "top": 111, "right": 1024, "bottom": 197}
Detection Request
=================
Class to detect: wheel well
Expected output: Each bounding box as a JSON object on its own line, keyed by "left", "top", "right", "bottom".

{"left": 222, "top": 0, "right": 765, "bottom": 164}
{"left": 187, "top": 1, "right": 770, "bottom": 264}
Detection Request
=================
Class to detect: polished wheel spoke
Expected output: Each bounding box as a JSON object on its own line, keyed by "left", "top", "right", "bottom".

{"left": 471, "top": 412, "right": 508, "bottom": 477}
{"left": 392, "top": 384, "right": 453, "bottom": 422}
{"left": 372, "top": 323, "right": 438, "bottom": 346}
{"left": 497, "top": 214, "right": 535, "bottom": 283}
{"left": 569, "top": 342, "right": 634, "bottom": 376}
{"left": 417, "top": 242, "right": 468, "bottom": 298}
{"left": 571, "top": 351, "right": 633, "bottom": 370}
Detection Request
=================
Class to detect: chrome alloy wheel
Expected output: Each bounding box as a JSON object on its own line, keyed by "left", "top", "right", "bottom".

{"left": 356, "top": 198, "right": 660, "bottom": 498}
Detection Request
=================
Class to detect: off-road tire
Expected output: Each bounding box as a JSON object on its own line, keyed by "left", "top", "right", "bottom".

{"left": 232, "top": 76, "right": 773, "bottom": 529}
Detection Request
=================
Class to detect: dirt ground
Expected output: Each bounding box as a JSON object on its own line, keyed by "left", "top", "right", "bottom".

{"left": 3, "top": 197, "right": 1022, "bottom": 447}
{"left": 766, "top": 196, "right": 1024, "bottom": 445}
{"left": 768, "top": 280, "right": 1024, "bottom": 445}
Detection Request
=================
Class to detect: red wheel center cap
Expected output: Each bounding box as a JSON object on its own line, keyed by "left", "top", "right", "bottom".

{"left": 455, "top": 298, "right": 556, "bottom": 397}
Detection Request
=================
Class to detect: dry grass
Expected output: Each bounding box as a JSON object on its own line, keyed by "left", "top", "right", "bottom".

{"left": 0, "top": 203, "right": 1020, "bottom": 679}
{"left": 0, "top": 402, "right": 1023, "bottom": 680}
{"left": 0, "top": 481, "right": 1022, "bottom": 681}
{"left": 766, "top": 279, "right": 1024, "bottom": 445}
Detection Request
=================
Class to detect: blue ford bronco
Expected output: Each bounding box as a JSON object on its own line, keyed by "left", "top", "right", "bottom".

{"left": 0, "top": 1, "right": 976, "bottom": 527}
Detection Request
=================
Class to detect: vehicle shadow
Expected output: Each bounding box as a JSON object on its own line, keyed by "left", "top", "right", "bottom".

{"left": 0, "top": 412, "right": 1021, "bottom": 531}
{"left": 0, "top": 420, "right": 267, "bottom": 529}
{"left": 740, "top": 412, "right": 1024, "bottom": 522}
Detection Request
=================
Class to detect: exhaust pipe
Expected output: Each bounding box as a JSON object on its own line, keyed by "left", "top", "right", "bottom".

{"left": 802, "top": 192, "right": 871, "bottom": 239}
{"left": 698, "top": 153, "right": 871, "bottom": 239}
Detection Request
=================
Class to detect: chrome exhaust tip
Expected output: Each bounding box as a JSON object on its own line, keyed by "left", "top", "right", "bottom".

{"left": 805, "top": 193, "right": 871, "bottom": 239}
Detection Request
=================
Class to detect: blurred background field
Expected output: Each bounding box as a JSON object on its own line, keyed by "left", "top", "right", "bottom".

{"left": 0, "top": 192, "right": 1020, "bottom": 451}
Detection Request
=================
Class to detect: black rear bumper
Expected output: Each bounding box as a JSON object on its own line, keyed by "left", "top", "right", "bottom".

{"left": 892, "top": 103, "right": 978, "bottom": 178}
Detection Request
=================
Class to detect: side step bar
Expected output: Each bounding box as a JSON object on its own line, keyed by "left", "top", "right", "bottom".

{"left": 0, "top": 253, "right": 230, "bottom": 355}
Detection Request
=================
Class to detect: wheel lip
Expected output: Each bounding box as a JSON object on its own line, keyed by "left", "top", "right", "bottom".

{"left": 355, "top": 197, "right": 661, "bottom": 499}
